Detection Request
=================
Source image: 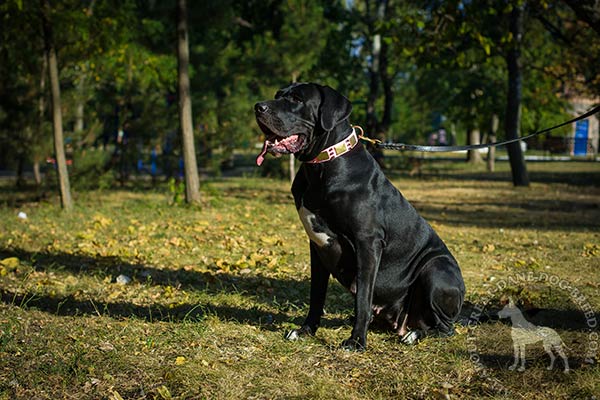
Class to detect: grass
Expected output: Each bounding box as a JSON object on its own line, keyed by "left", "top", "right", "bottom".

{"left": 0, "top": 160, "right": 599, "bottom": 399}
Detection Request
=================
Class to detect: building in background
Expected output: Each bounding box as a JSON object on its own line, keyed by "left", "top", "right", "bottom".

{"left": 570, "top": 97, "right": 599, "bottom": 157}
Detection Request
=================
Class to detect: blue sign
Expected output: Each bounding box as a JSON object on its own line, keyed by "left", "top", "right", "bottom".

{"left": 574, "top": 120, "right": 589, "bottom": 156}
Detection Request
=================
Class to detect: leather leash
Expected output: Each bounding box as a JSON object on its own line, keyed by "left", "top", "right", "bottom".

{"left": 355, "top": 105, "right": 600, "bottom": 153}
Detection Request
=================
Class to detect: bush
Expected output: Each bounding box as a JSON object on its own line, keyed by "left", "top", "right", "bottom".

{"left": 70, "top": 149, "right": 114, "bottom": 190}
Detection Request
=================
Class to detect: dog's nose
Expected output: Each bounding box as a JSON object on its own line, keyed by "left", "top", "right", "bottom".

{"left": 255, "top": 103, "right": 269, "bottom": 114}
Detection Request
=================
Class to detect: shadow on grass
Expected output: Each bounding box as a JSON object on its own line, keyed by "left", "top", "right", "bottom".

{"left": 459, "top": 301, "right": 595, "bottom": 331}
{"left": 446, "top": 169, "right": 600, "bottom": 187}
{"left": 0, "top": 247, "right": 351, "bottom": 330}
{"left": 217, "top": 183, "right": 293, "bottom": 205}
{"left": 455, "top": 350, "right": 591, "bottom": 374}
{"left": 0, "top": 287, "right": 293, "bottom": 330}
{"left": 1, "top": 248, "right": 596, "bottom": 337}
{"left": 412, "top": 198, "right": 600, "bottom": 231}
{"left": 457, "top": 302, "right": 597, "bottom": 371}
{"left": 384, "top": 159, "right": 600, "bottom": 187}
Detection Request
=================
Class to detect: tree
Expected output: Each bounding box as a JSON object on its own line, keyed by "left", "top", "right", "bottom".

{"left": 347, "top": 0, "right": 405, "bottom": 137}
{"left": 504, "top": 1, "right": 529, "bottom": 186}
{"left": 409, "top": 1, "right": 582, "bottom": 184}
{"left": 41, "top": 0, "right": 73, "bottom": 209}
{"left": 177, "top": 0, "right": 200, "bottom": 204}
{"left": 1, "top": 0, "right": 596, "bottom": 189}
{"left": 0, "top": 1, "right": 52, "bottom": 188}
{"left": 563, "top": 0, "right": 600, "bottom": 36}
{"left": 365, "top": 0, "right": 388, "bottom": 135}
{"left": 190, "top": 0, "right": 331, "bottom": 180}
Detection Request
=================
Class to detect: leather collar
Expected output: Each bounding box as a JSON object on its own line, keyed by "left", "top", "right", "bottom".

{"left": 306, "top": 129, "right": 359, "bottom": 164}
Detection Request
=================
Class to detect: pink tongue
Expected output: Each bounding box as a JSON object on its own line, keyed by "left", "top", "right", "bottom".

{"left": 256, "top": 141, "right": 268, "bottom": 166}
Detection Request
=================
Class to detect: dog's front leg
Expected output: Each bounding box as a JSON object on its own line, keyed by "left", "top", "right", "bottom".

{"left": 341, "top": 239, "right": 383, "bottom": 351}
{"left": 286, "top": 243, "right": 330, "bottom": 340}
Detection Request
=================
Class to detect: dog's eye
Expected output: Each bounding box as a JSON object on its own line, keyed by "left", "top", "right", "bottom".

{"left": 289, "top": 95, "right": 303, "bottom": 103}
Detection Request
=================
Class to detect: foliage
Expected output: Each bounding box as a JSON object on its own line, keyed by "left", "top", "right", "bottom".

{"left": 407, "top": 0, "right": 579, "bottom": 141}
{"left": 0, "top": 0, "right": 598, "bottom": 186}
{"left": 167, "top": 177, "right": 186, "bottom": 205}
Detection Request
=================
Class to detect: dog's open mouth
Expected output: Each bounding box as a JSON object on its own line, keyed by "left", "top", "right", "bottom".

{"left": 256, "top": 134, "right": 305, "bottom": 166}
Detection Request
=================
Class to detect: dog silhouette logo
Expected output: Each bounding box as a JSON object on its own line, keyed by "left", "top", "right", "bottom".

{"left": 498, "top": 298, "right": 570, "bottom": 373}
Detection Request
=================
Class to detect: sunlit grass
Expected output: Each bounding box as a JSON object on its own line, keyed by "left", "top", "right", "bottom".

{"left": 1, "top": 161, "right": 599, "bottom": 399}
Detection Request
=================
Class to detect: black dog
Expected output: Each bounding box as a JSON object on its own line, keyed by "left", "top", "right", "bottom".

{"left": 255, "top": 83, "right": 465, "bottom": 350}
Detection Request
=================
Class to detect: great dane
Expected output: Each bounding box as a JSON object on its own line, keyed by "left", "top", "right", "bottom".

{"left": 254, "top": 82, "right": 465, "bottom": 350}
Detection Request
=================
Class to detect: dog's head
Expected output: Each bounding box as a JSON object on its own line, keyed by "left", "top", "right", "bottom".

{"left": 254, "top": 83, "right": 352, "bottom": 165}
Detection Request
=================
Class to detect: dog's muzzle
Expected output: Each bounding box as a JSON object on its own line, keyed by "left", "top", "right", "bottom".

{"left": 254, "top": 103, "right": 306, "bottom": 166}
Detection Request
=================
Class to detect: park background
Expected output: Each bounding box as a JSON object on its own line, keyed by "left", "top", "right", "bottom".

{"left": 0, "top": 0, "right": 599, "bottom": 191}
{"left": 0, "top": 1, "right": 599, "bottom": 399}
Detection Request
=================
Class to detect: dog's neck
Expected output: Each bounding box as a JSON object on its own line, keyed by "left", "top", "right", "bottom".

{"left": 296, "top": 121, "right": 355, "bottom": 162}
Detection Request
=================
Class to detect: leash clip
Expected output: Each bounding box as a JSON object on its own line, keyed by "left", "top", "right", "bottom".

{"left": 353, "top": 125, "right": 382, "bottom": 146}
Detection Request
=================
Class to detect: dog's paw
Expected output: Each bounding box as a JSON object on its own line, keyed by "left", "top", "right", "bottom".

{"left": 285, "top": 329, "right": 301, "bottom": 341}
{"left": 400, "top": 330, "right": 423, "bottom": 346}
{"left": 341, "top": 336, "right": 366, "bottom": 351}
{"left": 284, "top": 325, "right": 313, "bottom": 341}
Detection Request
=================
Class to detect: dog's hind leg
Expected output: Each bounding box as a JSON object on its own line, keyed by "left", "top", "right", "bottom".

{"left": 517, "top": 345, "right": 527, "bottom": 372}
{"left": 554, "top": 344, "right": 570, "bottom": 373}
{"left": 543, "top": 342, "right": 556, "bottom": 370}
{"left": 398, "top": 312, "right": 410, "bottom": 337}
{"left": 411, "top": 258, "right": 464, "bottom": 336}
{"left": 397, "top": 286, "right": 425, "bottom": 345}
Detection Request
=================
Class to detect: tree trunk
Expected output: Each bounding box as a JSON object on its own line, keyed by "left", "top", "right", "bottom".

{"left": 75, "top": 87, "right": 85, "bottom": 134}
{"left": 487, "top": 114, "right": 499, "bottom": 172}
{"left": 380, "top": 36, "right": 393, "bottom": 133}
{"left": 176, "top": 0, "right": 200, "bottom": 204}
{"left": 16, "top": 154, "right": 26, "bottom": 188}
{"left": 504, "top": 2, "right": 530, "bottom": 187}
{"left": 33, "top": 159, "right": 42, "bottom": 186}
{"left": 41, "top": 0, "right": 73, "bottom": 210}
{"left": 289, "top": 154, "right": 296, "bottom": 184}
{"left": 289, "top": 75, "right": 298, "bottom": 185}
{"left": 366, "top": 33, "right": 381, "bottom": 134}
{"left": 36, "top": 55, "right": 47, "bottom": 187}
{"left": 365, "top": 0, "right": 387, "bottom": 134}
{"left": 450, "top": 123, "right": 457, "bottom": 146}
{"left": 467, "top": 128, "right": 483, "bottom": 163}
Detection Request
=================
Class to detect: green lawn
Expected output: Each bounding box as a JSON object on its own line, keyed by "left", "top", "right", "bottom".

{"left": 1, "top": 160, "right": 599, "bottom": 399}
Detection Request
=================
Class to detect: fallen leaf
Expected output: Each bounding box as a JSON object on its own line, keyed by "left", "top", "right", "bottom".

{"left": 156, "top": 385, "right": 172, "bottom": 400}
{"left": 92, "top": 215, "right": 112, "bottom": 229}
{"left": 0, "top": 257, "right": 19, "bottom": 269}
{"left": 267, "top": 257, "right": 278, "bottom": 268}
{"left": 482, "top": 243, "right": 495, "bottom": 253}
{"left": 110, "top": 390, "right": 124, "bottom": 400}
{"left": 261, "top": 236, "right": 283, "bottom": 246}
{"left": 98, "top": 342, "right": 116, "bottom": 352}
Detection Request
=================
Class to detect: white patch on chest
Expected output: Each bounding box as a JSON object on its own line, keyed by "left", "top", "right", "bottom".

{"left": 297, "top": 206, "right": 331, "bottom": 247}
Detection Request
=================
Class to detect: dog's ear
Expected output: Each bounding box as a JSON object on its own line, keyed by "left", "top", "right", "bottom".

{"left": 318, "top": 85, "right": 352, "bottom": 132}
